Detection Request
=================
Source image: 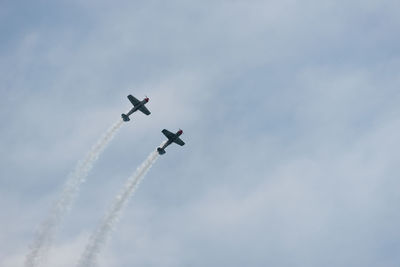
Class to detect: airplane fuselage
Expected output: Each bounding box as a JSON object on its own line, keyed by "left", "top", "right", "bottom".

{"left": 160, "top": 140, "right": 173, "bottom": 151}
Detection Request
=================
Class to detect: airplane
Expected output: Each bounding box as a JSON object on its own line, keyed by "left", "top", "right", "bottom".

{"left": 121, "top": 94, "right": 151, "bottom": 121}
{"left": 157, "top": 129, "right": 185, "bottom": 155}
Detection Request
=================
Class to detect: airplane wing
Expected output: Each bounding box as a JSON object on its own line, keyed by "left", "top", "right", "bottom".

{"left": 173, "top": 137, "right": 185, "bottom": 146}
{"left": 127, "top": 95, "right": 141, "bottom": 106}
{"left": 162, "top": 129, "right": 175, "bottom": 139}
{"left": 139, "top": 106, "right": 151, "bottom": 115}
{"left": 162, "top": 129, "right": 185, "bottom": 146}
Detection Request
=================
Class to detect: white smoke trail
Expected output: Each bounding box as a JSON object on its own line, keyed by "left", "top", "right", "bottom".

{"left": 77, "top": 148, "right": 160, "bottom": 267}
{"left": 25, "top": 119, "right": 124, "bottom": 267}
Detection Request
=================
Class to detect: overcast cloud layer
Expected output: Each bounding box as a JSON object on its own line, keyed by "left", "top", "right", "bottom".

{"left": 1, "top": 1, "right": 400, "bottom": 266}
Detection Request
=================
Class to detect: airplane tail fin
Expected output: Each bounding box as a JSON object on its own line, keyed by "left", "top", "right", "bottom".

{"left": 157, "top": 147, "right": 166, "bottom": 155}
{"left": 121, "top": 114, "right": 130, "bottom": 122}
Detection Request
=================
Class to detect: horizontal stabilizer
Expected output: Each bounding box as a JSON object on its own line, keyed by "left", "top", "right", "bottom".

{"left": 121, "top": 114, "right": 130, "bottom": 122}
{"left": 157, "top": 147, "right": 166, "bottom": 155}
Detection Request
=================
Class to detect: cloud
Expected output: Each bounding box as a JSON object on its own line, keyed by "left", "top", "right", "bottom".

{"left": 1, "top": 0, "right": 400, "bottom": 266}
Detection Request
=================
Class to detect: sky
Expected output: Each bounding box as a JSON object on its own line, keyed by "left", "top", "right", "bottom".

{"left": 1, "top": 0, "right": 400, "bottom": 266}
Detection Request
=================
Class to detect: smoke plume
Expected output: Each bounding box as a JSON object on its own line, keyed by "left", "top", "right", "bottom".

{"left": 25, "top": 119, "right": 123, "bottom": 267}
{"left": 77, "top": 148, "right": 160, "bottom": 267}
